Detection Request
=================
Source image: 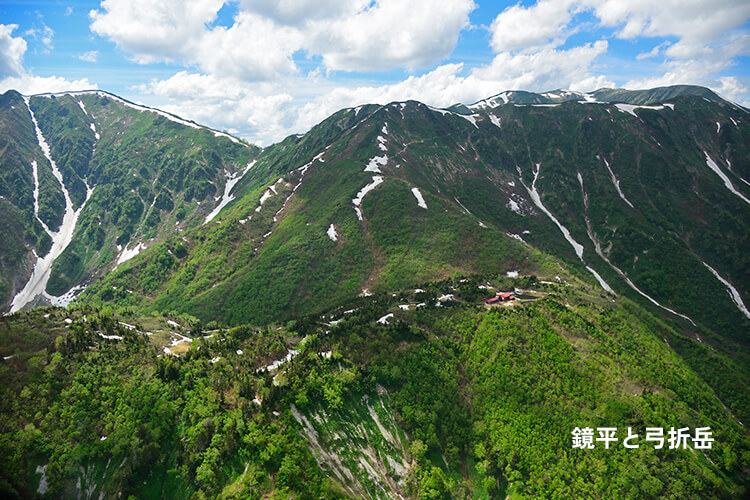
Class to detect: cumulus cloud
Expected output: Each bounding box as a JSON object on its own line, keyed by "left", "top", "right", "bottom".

{"left": 636, "top": 41, "right": 671, "bottom": 60}
{"left": 0, "top": 25, "right": 27, "bottom": 79}
{"left": 490, "top": 0, "right": 579, "bottom": 52}
{"left": 308, "top": 0, "right": 476, "bottom": 71}
{"left": 239, "top": 0, "right": 370, "bottom": 26}
{"left": 0, "top": 74, "right": 97, "bottom": 95}
{"left": 89, "top": 0, "right": 224, "bottom": 63}
{"left": 475, "top": 40, "right": 612, "bottom": 91}
{"left": 0, "top": 24, "right": 96, "bottom": 95}
{"left": 89, "top": 0, "right": 475, "bottom": 75}
{"left": 137, "top": 71, "right": 295, "bottom": 145}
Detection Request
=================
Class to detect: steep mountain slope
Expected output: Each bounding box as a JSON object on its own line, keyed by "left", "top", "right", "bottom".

{"left": 80, "top": 86, "right": 749, "bottom": 345}
{"left": 0, "top": 90, "right": 261, "bottom": 312}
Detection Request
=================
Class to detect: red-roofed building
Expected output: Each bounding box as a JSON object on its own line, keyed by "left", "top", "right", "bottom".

{"left": 483, "top": 292, "right": 515, "bottom": 304}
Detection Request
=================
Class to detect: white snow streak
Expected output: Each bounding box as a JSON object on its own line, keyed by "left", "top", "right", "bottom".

{"left": 489, "top": 114, "right": 502, "bottom": 128}
{"left": 213, "top": 130, "right": 242, "bottom": 145}
{"left": 204, "top": 160, "right": 256, "bottom": 223}
{"left": 11, "top": 98, "right": 95, "bottom": 312}
{"left": 585, "top": 266, "right": 615, "bottom": 294}
{"left": 459, "top": 114, "right": 479, "bottom": 128}
{"left": 704, "top": 152, "right": 750, "bottom": 205}
{"left": 352, "top": 176, "right": 384, "bottom": 220}
{"left": 521, "top": 164, "right": 614, "bottom": 294}
{"left": 428, "top": 106, "right": 479, "bottom": 128}
{"left": 701, "top": 261, "right": 750, "bottom": 319}
{"left": 526, "top": 163, "right": 584, "bottom": 259}
{"left": 411, "top": 187, "right": 427, "bottom": 209}
{"left": 578, "top": 171, "right": 698, "bottom": 323}
{"left": 256, "top": 189, "right": 274, "bottom": 212}
{"left": 105, "top": 93, "right": 202, "bottom": 129}
{"left": 598, "top": 155, "right": 633, "bottom": 208}
{"left": 89, "top": 123, "right": 100, "bottom": 141}
{"left": 30, "top": 160, "right": 48, "bottom": 231}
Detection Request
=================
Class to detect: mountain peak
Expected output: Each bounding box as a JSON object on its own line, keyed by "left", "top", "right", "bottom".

{"left": 452, "top": 84, "right": 725, "bottom": 114}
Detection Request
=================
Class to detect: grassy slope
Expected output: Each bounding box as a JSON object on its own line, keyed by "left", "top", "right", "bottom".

{"left": 24, "top": 93, "right": 260, "bottom": 297}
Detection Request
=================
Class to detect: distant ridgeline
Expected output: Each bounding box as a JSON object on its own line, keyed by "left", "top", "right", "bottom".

{"left": 0, "top": 84, "right": 748, "bottom": 498}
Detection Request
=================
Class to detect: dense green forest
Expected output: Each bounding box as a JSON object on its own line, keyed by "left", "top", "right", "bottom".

{"left": 2, "top": 273, "right": 748, "bottom": 498}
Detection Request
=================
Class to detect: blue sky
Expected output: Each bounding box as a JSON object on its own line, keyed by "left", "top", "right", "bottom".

{"left": 1, "top": 0, "right": 749, "bottom": 145}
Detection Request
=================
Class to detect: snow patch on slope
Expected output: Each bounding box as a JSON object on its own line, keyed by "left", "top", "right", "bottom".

{"left": 598, "top": 155, "right": 633, "bottom": 208}
{"left": 411, "top": 187, "right": 427, "bottom": 209}
{"left": 615, "top": 103, "right": 668, "bottom": 116}
{"left": 577, "top": 172, "right": 698, "bottom": 324}
{"left": 116, "top": 242, "right": 146, "bottom": 265}
{"left": 365, "top": 154, "right": 387, "bottom": 173}
{"left": 11, "top": 98, "right": 95, "bottom": 312}
{"left": 704, "top": 152, "right": 750, "bottom": 205}
{"left": 89, "top": 123, "right": 100, "bottom": 141}
{"left": 520, "top": 164, "right": 614, "bottom": 294}
{"left": 526, "top": 163, "right": 584, "bottom": 259}
{"left": 204, "top": 160, "right": 256, "bottom": 223}
{"left": 327, "top": 224, "right": 338, "bottom": 242}
{"left": 352, "top": 176, "right": 384, "bottom": 220}
{"left": 701, "top": 261, "right": 750, "bottom": 319}
{"left": 507, "top": 199, "right": 523, "bottom": 215}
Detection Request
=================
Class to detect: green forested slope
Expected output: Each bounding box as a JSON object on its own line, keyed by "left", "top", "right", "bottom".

{"left": 1, "top": 273, "right": 748, "bottom": 498}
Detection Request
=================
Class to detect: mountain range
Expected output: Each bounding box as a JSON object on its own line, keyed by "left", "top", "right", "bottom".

{"left": 0, "top": 84, "right": 748, "bottom": 499}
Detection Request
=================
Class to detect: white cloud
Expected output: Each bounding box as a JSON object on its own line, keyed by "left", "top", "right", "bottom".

{"left": 590, "top": 0, "right": 750, "bottom": 46}
{"left": 0, "top": 25, "right": 27, "bottom": 79}
{"left": 77, "top": 50, "right": 98, "bottom": 63}
{"left": 308, "top": 0, "right": 476, "bottom": 72}
{"left": 195, "top": 12, "right": 301, "bottom": 80}
{"left": 475, "top": 40, "right": 612, "bottom": 92}
{"left": 0, "top": 74, "right": 97, "bottom": 95}
{"left": 636, "top": 41, "right": 671, "bottom": 60}
{"left": 23, "top": 21, "right": 54, "bottom": 52}
{"left": 490, "top": 0, "right": 579, "bottom": 52}
{"left": 239, "top": 0, "right": 370, "bottom": 26}
{"left": 0, "top": 24, "right": 96, "bottom": 95}
{"left": 716, "top": 76, "right": 747, "bottom": 103}
{"left": 89, "top": 0, "right": 224, "bottom": 63}
{"left": 486, "top": 0, "right": 750, "bottom": 107}
{"left": 137, "top": 71, "right": 295, "bottom": 145}
{"left": 89, "top": 0, "right": 475, "bottom": 76}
